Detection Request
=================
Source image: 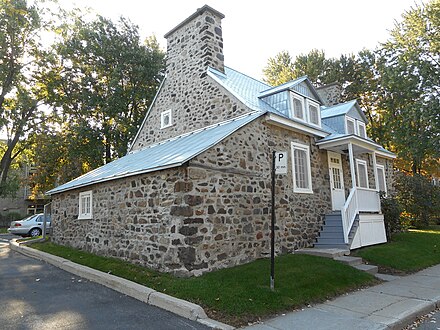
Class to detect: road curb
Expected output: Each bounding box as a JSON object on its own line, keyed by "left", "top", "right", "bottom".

{"left": 9, "top": 239, "right": 234, "bottom": 330}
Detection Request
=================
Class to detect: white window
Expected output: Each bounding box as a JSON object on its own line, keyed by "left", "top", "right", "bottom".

{"left": 307, "top": 100, "right": 321, "bottom": 126}
{"left": 356, "top": 159, "right": 369, "bottom": 189}
{"left": 160, "top": 109, "right": 172, "bottom": 129}
{"left": 346, "top": 117, "right": 356, "bottom": 135}
{"left": 291, "top": 142, "right": 313, "bottom": 193}
{"left": 291, "top": 94, "right": 305, "bottom": 121}
{"left": 377, "top": 165, "right": 387, "bottom": 194}
{"left": 357, "top": 121, "right": 367, "bottom": 138}
{"left": 78, "top": 190, "right": 93, "bottom": 219}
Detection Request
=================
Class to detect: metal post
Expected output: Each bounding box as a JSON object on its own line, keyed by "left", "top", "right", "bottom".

{"left": 270, "top": 151, "right": 276, "bottom": 291}
{"left": 43, "top": 204, "right": 48, "bottom": 240}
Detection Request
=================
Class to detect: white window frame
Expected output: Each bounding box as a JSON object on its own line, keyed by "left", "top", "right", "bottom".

{"left": 291, "top": 142, "right": 313, "bottom": 194}
{"left": 356, "top": 159, "right": 369, "bottom": 189}
{"left": 290, "top": 93, "right": 306, "bottom": 122}
{"left": 78, "top": 190, "right": 93, "bottom": 220}
{"left": 346, "top": 116, "right": 356, "bottom": 135}
{"left": 306, "top": 99, "right": 321, "bottom": 127}
{"left": 160, "top": 109, "right": 173, "bottom": 129}
{"left": 357, "top": 121, "right": 367, "bottom": 138}
{"left": 376, "top": 164, "right": 387, "bottom": 194}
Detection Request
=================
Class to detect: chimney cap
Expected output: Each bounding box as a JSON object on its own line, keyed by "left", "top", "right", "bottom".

{"left": 164, "top": 5, "right": 225, "bottom": 39}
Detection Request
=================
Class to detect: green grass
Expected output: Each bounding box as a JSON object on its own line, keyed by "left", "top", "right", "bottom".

{"left": 31, "top": 241, "right": 376, "bottom": 326}
{"left": 355, "top": 228, "right": 440, "bottom": 273}
{"left": 0, "top": 228, "right": 8, "bottom": 234}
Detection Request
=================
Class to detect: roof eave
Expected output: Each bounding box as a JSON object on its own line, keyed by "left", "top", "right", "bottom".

{"left": 264, "top": 113, "right": 328, "bottom": 138}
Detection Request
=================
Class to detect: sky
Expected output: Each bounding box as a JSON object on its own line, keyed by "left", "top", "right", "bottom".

{"left": 57, "top": 0, "right": 427, "bottom": 80}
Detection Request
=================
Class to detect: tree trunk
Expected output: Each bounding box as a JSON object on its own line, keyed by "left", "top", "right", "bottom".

{"left": 0, "top": 132, "right": 21, "bottom": 186}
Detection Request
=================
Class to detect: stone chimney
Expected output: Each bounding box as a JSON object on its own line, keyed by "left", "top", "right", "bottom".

{"left": 164, "top": 5, "right": 225, "bottom": 78}
{"left": 316, "top": 82, "right": 342, "bottom": 106}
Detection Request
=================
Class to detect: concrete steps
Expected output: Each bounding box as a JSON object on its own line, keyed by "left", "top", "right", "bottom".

{"left": 297, "top": 250, "right": 380, "bottom": 275}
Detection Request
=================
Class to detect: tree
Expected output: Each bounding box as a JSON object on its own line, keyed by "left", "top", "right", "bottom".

{"left": 0, "top": 0, "right": 51, "bottom": 196}
{"left": 379, "top": 0, "right": 440, "bottom": 174}
{"left": 33, "top": 12, "right": 165, "bottom": 192}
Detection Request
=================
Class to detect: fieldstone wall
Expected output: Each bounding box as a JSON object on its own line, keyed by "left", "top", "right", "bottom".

{"left": 316, "top": 83, "right": 342, "bottom": 106}
{"left": 131, "top": 7, "right": 252, "bottom": 150}
{"left": 52, "top": 117, "right": 333, "bottom": 276}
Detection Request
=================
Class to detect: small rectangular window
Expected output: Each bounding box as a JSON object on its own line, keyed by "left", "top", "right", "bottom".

{"left": 291, "top": 142, "right": 313, "bottom": 193}
{"left": 346, "top": 117, "right": 355, "bottom": 135}
{"left": 78, "top": 190, "right": 93, "bottom": 219}
{"left": 377, "top": 165, "right": 387, "bottom": 194}
{"left": 160, "top": 109, "right": 172, "bottom": 129}
{"left": 356, "top": 159, "right": 369, "bottom": 189}
{"left": 291, "top": 94, "right": 305, "bottom": 121}
{"left": 358, "top": 122, "right": 367, "bottom": 138}
{"left": 307, "top": 100, "right": 320, "bottom": 126}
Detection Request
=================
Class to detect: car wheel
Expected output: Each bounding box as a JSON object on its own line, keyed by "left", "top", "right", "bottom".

{"left": 29, "top": 228, "right": 42, "bottom": 237}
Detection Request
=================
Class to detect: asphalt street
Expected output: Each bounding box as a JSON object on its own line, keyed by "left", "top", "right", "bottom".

{"left": 0, "top": 234, "right": 210, "bottom": 330}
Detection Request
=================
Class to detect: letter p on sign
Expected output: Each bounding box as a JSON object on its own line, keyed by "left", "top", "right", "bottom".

{"left": 275, "top": 152, "right": 288, "bottom": 174}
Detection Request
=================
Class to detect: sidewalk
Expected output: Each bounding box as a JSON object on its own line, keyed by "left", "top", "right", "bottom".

{"left": 244, "top": 265, "right": 440, "bottom": 330}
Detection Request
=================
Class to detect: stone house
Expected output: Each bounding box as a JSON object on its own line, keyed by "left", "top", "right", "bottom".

{"left": 47, "top": 5, "right": 395, "bottom": 276}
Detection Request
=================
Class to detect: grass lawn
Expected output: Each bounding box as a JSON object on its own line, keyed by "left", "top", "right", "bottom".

{"left": 31, "top": 241, "right": 376, "bottom": 326}
{"left": 355, "top": 228, "right": 440, "bottom": 274}
{"left": 0, "top": 228, "right": 8, "bottom": 234}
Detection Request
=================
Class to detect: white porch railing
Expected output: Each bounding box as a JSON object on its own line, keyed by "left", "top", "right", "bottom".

{"left": 341, "top": 187, "right": 381, "bottom": 243}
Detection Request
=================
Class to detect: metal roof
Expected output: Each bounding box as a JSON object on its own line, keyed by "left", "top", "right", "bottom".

{"left": 321, "top": 100, "right": 368, "bottom": 123}
{"left": 47, "top": 112, "right": 263, "bottom": 195}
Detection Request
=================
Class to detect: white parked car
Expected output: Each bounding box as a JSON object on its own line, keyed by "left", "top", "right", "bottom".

{"left": 8, "top": 213, "right": 51, "bottom": 237}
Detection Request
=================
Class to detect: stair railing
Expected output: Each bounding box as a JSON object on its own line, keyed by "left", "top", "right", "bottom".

{"left": 341, "top": 187, "right": 359, "bottom": 244}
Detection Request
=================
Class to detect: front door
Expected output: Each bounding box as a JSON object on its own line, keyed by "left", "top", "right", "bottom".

{"left": 328, "top": 152, "right": 345, "bottom": 210}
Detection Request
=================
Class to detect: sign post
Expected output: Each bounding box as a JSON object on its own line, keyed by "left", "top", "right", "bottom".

{"left": 271, "top": 151, "right": 287, "bottom": 291}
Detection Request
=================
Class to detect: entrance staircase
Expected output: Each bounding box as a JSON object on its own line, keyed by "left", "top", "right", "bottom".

{"left": 314, "top": 211, "right": 358, "bottom": 249}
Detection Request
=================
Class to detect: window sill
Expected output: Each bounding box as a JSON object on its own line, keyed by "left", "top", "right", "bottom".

{"left": 77, "top": 215, "right": 93, "bottom": 220}
{"left": 293, "top": 189, "right": 314, "bottom": 194}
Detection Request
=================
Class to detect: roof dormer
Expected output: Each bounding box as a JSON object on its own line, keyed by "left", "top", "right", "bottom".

{"left": 259, "top": 76, "right": 324, "bottom": 128}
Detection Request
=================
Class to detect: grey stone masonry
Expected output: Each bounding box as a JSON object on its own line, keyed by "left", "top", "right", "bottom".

{"left": 316, "top": 82, "right": 342, "bottom": 106}
{"left": 52, "top": 117, "right": 333, "bottom": 277}
{"left": 131, "top": 6, "right": 246, "bottom": 150}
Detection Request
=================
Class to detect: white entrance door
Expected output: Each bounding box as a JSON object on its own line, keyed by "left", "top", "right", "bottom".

{"left": 328, "top": 152, "right": 345, "bottom": 210}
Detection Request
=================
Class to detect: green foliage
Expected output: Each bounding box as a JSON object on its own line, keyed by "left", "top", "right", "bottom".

{"left": 395, "top": 172, "right": 440, "bottom": 227}
{"left": 380, "top": 194, "right": 403, "bottom": 239}
{"left": 355, "top": 228, "right": 440, "bottom": 273}
{"left": 32, "top": 241, "right": 377, "bottom": 326}
{"left": 31, "top": 10, "right": 165, "bottom": 192}
{"left": 0, "top": 0, "right": 53, "bottom": 194}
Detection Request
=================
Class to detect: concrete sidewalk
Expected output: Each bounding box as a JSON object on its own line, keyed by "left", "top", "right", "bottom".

{"left": 244, "top": 265, "right": 440, "bottom": 330}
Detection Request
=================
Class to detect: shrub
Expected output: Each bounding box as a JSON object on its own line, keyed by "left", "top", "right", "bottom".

{"left": 394, "top": 173, "right": 440, "bottom": 228}
{"left": 380, "top": 194, "right": 403, "bottom": 239}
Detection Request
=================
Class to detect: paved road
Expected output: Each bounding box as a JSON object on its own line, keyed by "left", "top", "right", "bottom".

{"left": 413, "top": 309, "right": 439, "bottom": 329}
{"left": 0, "top": 235, "right": 210, "bottom": 330}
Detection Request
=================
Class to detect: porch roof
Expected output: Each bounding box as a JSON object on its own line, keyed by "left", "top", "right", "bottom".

{"left": 316, "top": 134, "right": 396, "bottom": 158}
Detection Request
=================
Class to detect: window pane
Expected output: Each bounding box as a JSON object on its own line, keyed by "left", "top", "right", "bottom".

{"left": 378, "top": 168, "right": 386, "bottom": 192}
{"left": 347, "top": 120, "right": 355, "bottom": 134}
{"left": 358, "top": 163, "right": 368, "bottom": 188}
{"left": 309, "top": 104, "right": 319, "bottom": 125}
{"left": 293, "top": 99, "right": 303, "bottom": 119}
{"left": 358, "top": 124, "right": 366, "bottom": 138}
{"left": 332, "top": 168, "right": 342, "bottom": 189}
{"left": 294, "top": 149, "right": 308, "bottom": 189}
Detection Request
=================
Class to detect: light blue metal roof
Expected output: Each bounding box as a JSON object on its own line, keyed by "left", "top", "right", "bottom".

{"left": 321, "top": 99, "right": 368, "bottom": 124}
{"left": 321, "top": 100, "right": 358, "bottom": 118}
{"left": 47, "top": 112, "right": 263, "bottom": 195}
{"left": 207, "top": 67, "right": 275, "bottom": 113}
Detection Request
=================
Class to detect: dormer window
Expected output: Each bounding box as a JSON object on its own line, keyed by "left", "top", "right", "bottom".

{"left": 160, "top": 109, "right": 172, "bottom": 129}
{"left": 346, "top": 117, "right": 356, "bottom": 135}
{"left": 291, "top": 94, "right": 305, "bottom": 121}
{"left": 307, "top": 100, "right": 321, "bottom": 127}
{"left": 346, "top": 116, "right": 367, "bottom": 138}
{"left": 357, "top": 121, "right": 366, "bottom": 138}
